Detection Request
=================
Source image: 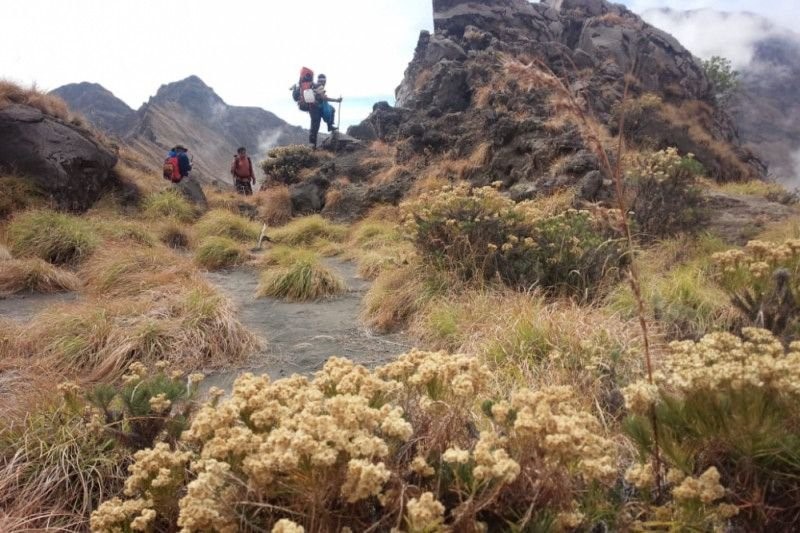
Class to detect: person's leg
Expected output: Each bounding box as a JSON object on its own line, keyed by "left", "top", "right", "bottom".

{"left": 309, "top": 107, "right": 322, "bottom": 148}
{"left": 235, "top": 180, "right": 246, "bottom": 195}
{"left": 244, "top": 182, "right": 253, "bottom": 196}
{"left": 321, "top": 102, "right": 333, "bottom": 131}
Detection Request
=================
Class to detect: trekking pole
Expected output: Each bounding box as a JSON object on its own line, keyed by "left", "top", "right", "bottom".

{"left": 337, "top": 98, "right": 342, "bottom": 131}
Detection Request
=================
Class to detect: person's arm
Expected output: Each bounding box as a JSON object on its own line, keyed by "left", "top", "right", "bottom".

{"left": 231, "top": 157, "right": 237, "bottom": 176}
{"left": 248, "top": 157, "right": 255, "bottom": 184}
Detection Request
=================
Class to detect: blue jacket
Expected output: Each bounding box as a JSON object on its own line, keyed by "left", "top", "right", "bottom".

{"left": 177, "top": 152, "right": 192, "bottom": 177}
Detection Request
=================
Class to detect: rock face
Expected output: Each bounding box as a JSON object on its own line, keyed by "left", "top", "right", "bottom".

{"left": 0, "top": 104, "right": 118, "bottom": 211}
{"left": 51, "top": 82, "right": 136, "bottom": 136}
{"left": 641, "top": 8, "right": 800, "bottom": 183}
{"left": 54, "top": 76, "right": 307, "bottom": 185}
{"left": 349, "top": 0, "right": 763, "bottom": 196}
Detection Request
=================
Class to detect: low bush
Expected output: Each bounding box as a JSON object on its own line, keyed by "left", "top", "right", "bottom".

{"left": 268, "top": 214, "right": 348, "bottom": 246}
{"left": 257, "top": 255, "right": 346, "bottom": 301}
{"left": 194, "top": 236, "right": 248, "bottom": 271}
{"left": 260, "top": 144, "right": 319, "bottom": 184}
{"left": 0, "top": 258, "right": 81, "bottom": 296}
{"left": 142, "top": 190, "right": 196, "bottom": 223}
{"left": 623, "top": 328, "right": 800, "bottom": 530}
{"left": 8, "top": 209, "right": 98, "bottom": 265}
{"left": 628, "top": 148, "right": 707, "bottom": 240}
{"left": 194, "top": 209, "right": 260, "bottom": 243}
{"left": 92, "top": 351, "right": 618, "bottom": 532}
{"left": 402, "top": 184, "right": 626, "bottom": 298}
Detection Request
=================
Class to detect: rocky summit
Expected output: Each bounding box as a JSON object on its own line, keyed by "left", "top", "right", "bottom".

{"left": 344, "top": 0, "right": 764, "bottom": 207}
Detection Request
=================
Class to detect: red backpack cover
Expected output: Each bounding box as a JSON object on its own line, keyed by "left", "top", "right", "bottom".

{"left": 163, "top": 156, "right": 181, "bottom": 183}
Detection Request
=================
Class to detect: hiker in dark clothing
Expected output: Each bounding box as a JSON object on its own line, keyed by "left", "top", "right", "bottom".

{"left": 231, "top": 147, "right": 255, "bottom": 195}
{"left": 175, "top": 145, "right": 192, "bottom": 178}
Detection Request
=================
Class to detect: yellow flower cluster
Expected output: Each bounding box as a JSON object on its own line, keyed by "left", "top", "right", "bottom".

{"left": 510, "top": 386, "right": 617, "bottom": 484}
{"left": 630, "top": 147, "right": 693, "bottom": 183}
{"left": 671, "top": 467, "right": 726, "bottom": 504}
{"left": 272, "top": 519, "right": 305, "bottom": 533}
{"left": 663, "top": 328, "right": 800, "bottom": 394}
{"left": 148, "top": 393, "right": 172, "bottom": 413}
{"left": 624, "top": 462, "right": 655, "bottom": 490}
{"left": 713, "top": 238, "right": 800, "bottom": 282}
{"left": 91, "top": 497, "right": 155, "bottom": 532}
{"left": 406, "top": 492, "right": 445, "bottom": 530}
{"left": 621, "top": 381, "right": 659, "bottom": 415}
{"left": 94, "top": 350, "right": 616, "bottom": 532}
{"left": 122, "top": 361, "right": 149, "bottom": 385}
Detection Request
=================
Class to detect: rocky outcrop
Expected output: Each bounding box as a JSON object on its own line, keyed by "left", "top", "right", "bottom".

{"left": 0, "top": 104, "right": 118, "bottom": 211}
{"left": 349, "top": 0, "right": 763, "bottom": 201}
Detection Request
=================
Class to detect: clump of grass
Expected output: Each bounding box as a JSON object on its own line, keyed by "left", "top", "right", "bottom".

{"left": 349, "top": 219, "right": 403, "bottom": 249}
{"left": 0, "top": 258, "right": 81, "bottom": 296}
{"left": 7, "top": 209, "right": 98, "bottom": 265}
{"left": 257, "top": 186, "right": 293, "bottom": 226}
{"left": 710, "top": 179, "right": 798, "bottom": 205}
{"left": 257, "top": 255, "right": 346, "bottom": 301}
{"left": 158, "top": 221, "right": 193, "bottom": 249}
{"left": 142, "top": 189, "right": 196, "bottom": 223}
{"left": 269, "top": 214, "right": 348, "bottom": 246}
{"left": 260, "top": 245, "right": 318, "bottom": 268}
{"left": 82, "top": 245, "right": 195, "bottom": 297}
{"left": 9, "top": 285, "right": 257, "bottom": 380}
{"left": 362, "top": 263, "right": 448, "bottom": 332}
{"left": 92, "top": 218, "right": 157, "bottom": 247}
{"left": 194, "top": 237, "right": 248, "bottom": 271}
{"left": 0, "top": 80, "right": 75, "bottom": 123}
{"left": 0, "top": 402, "right": 126, "bottom": 531}
{"left": 194, "top": 209, "right": 261, "bottom": 243}
{"left": 0, "top": 176, "right": 43, "bottom": 219}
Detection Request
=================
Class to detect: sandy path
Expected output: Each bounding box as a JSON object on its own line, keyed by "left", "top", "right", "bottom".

{"left": 0, "top": 292, "right": 79, "bottom": 322}
{"left": 202, "top": 258, "right": 410, "bottom": 389}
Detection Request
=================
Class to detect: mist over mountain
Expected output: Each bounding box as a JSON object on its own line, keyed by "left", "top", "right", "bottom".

{"left": 642, "top": 7, "right": 800, "bottom": 183}
{"left": 53, "top": 76, "right": 307, "bottom": 183}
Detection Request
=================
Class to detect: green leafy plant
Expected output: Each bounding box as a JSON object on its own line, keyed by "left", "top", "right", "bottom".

{"left": 260, "top": 144, "right": 320, "bottom": 184}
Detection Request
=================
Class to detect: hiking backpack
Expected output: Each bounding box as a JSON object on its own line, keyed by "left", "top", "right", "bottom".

{"left": 293, "top": 67, "right": 317, "bottom": 112}
{"left": 163, "top": 155, "right": 181, "bottom": 183}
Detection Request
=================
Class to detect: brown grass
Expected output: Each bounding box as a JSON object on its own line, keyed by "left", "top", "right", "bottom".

{"left": 0, "top": 80, "right": 74, "bottom": 123}
{"left": 257, "top": 185, "right": 293, "bottom": 226}
{"left": 0, "top": 258, "right": 81, "bottom": 296}
{"left": 0, "top": 245, "right": 11, "bottom": 261}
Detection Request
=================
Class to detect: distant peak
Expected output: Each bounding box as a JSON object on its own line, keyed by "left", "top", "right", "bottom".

{"left": 151, "top": 75, "right": 224, "bottom": 106}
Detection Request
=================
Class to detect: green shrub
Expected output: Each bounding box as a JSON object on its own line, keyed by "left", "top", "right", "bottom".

{"left": 402, "top": 185, "right": 625, "bottom": 298}
{"left": 257, "top": 256, "right": 346, "bottom": 301}
{"left": 194, "top": 209, "right": 260, "bottom": 243}
{"left": 713, "top": 239, "right": 800, "bottom": 338}
{"left": 142, "top": 190, "right": 195, "bottom": 223}
{"left": 628, "top": 148, "right": 707, "bottom": 240}
{"left": 260, "top": 144, "right": 319, "bottom": 184}
{"left": 194, "top": 236, "right": 247, "bottom": 271}
{"left": 269, "top": 214, "right": 348, "bottom": 246}
{"left": 623, "top": 328, "right": 800, "bottom": 530}
{"left": 8, "top": 209, "right": 98, "bottom": 265}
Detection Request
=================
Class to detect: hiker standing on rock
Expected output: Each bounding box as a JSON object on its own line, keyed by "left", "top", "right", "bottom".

{"left": 231, "top": 146, "right": 256, "bottom": 195}
{"left": 315, "top": 74, "right": 341, "bottom": 136}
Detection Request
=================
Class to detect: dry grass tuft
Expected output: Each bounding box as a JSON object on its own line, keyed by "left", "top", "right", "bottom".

{"left": 82, "top": 245, "right": 194, "bottom": 297}
{"left": 258, "top": 254, "right": 347, "bottom": 302}
{"left": 8, "top": 209, "right": 98, "bottom": 265}
{"left": 194, "top": 209, "right": 261, "bottom": 243}
{"left": 142, "top": 190, "right": 196, "bottom": 223}
{"left": 0, "top": 176, "right": 43, "bottom": 219}
{"left": 194, "top": 236, "right": 248, "bottom": 271}
{"left": 268, "top": 214, "right": 348, "bottom": 246}
{"left": 159, "top": 220, "right": 193, "bottom": 249}
{"left": 0, "top": 80, "right": 74, "bottom": 123}
{"left": 256, "top": 186, "right": 293, "bottom": 226}
{"left": 0, "top": 245, "right": 11, "bottom": 261}
{"left": 0, "top": 258, "right": 81, "bottom": 296}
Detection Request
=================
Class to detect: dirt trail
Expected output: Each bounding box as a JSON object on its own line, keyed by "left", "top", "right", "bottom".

{"left": 202, "top": 258, "right": 410, "bottom": 389}
{"left": 0, "top": 292, "right": 79, "bottom": 322}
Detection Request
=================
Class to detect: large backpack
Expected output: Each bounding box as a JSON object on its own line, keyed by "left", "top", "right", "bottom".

{"left": 293, "top": 67, "right": 317, "bottom": 112}
{"left": 163, "top": 155, "right": 181, "bottom": 183}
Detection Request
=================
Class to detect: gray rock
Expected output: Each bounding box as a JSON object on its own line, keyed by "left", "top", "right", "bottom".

{"left": 290, "top": 176, "right": 330, "bottom": 214}
{"left": 0, "top": 104, "right": 118, "bottom": 211}
{"left": 173, "top": 178, "right": 208, "bottom": 210}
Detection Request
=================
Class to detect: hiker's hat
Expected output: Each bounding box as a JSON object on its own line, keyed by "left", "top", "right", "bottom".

{"left": 175, "top": 144, "right": 187, "bottom": 151}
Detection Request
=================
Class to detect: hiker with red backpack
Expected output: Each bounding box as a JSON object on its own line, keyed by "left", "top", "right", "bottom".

{"left": 290, "top": 67, "right": 342, "bottom": 149}
{"left": 163, "top": 145, "right": 192, "bottom": 183}
{"left": 230, "top": 146, "right": 255, "bottom": 195}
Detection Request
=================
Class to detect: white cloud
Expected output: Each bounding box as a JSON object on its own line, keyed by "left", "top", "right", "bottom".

{"left": 0, "top": 0, "right": 432, "bottom": 128}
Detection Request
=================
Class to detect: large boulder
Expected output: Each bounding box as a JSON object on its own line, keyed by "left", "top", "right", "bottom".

{"left": 0, "top": 104, "right": 118, "bottom": 211}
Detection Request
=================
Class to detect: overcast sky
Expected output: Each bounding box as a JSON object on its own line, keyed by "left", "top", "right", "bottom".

{"left": 1, "top": 1, "right": 797, "bottom": 128}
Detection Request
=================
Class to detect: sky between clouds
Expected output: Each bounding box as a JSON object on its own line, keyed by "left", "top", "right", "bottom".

{"left": 1, "top": 0, "right": 797, "bottom": 128}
